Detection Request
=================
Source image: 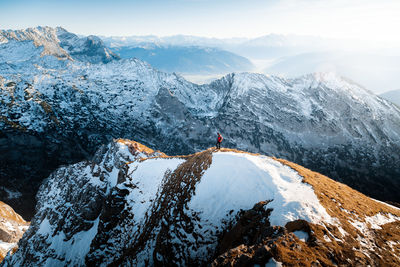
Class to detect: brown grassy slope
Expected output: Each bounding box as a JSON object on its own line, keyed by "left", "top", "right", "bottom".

{"left": 274, "top": 158, "right": 400, "bottom": 266}
{"left": 275, "top": 158, "right": 400, "bottom": 222}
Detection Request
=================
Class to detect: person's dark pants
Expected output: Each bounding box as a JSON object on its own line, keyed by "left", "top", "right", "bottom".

{"left": 216, "top": 142, "right": 221, "bottom": 149}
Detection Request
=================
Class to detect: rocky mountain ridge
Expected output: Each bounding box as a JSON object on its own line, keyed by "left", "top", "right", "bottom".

{"left": 1, "top": 26, "right": 400, "bottom": 220}
{"left": 0, "top": 26, "right": 118, "bottom": 63}
{"left": 2, "top": 139, "right": 400, "bottom": 266}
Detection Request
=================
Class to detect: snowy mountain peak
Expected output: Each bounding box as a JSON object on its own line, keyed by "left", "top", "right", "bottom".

{"left": 3, "top": 140, "right": 400, "bottom": 266}
{"left": 0, "top": 26, "right": 119, "bottom": 63}
{"left": 0, "top": 26, "right": 70, "bottom": 60}
{"left": 56, "top": 29, "right": 120, "bottom": 64}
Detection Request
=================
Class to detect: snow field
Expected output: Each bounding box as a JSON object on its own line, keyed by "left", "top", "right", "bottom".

{"left": 188, "top": 152, "right": 334, "bottom": 227}
{"left": 125, "top": 157, "right": 185, "bottom": 223}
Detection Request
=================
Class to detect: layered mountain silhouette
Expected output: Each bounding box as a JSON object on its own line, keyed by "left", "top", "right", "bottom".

{"left": 2, "top": 139, "right": 400, "bottom": 266}
{"left": 1, "top": 27, "right": 400, "bottom": 221}
{"left": 110, "top": 44, "right": 254, "bottom": 74}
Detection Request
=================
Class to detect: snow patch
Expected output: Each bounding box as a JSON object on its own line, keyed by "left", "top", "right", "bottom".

{"left": 0, "top": 240, "right": 16, "bottom": 252}
{"left": 266, "top": 257, "right": 283, "bottom": 267}
{"left": 323, "top": 235, "right": 331, "bottom": 242}
{"left": 37, "top": 218, "right": 52, "bottom": 235}
{"left": 126, "top": 157, "right": 185, "bottom": 223}
{"left": 293, "top": 230, "right": 309, "bottom": 242}
{"left": 337, "top": 226, "right": 347, "bottom": 237}
{"left": 41, "top": 218, "right": 100, "bottom": 266}
{"left": 365, "top": 212, "right": 400, "bottom": 229}
{"left": 1, "top": 221, "right": 16, "bottom": 232}
{"left": 351, "top": 212, "right": 399, "bottom": 233}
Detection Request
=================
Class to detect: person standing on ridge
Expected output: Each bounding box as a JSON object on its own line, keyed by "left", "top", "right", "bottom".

{"left": 216, "top": 132, "right": 223, "bottom": 149}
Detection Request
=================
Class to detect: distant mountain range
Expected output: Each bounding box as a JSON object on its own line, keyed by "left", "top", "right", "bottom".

{"left": 1, "top": 26, "right": 400, "bottom": 222}
{"left": 101, "top": 33, "right": 334, "bottom": 60}
{"left": 263, "top": 51, "right": 400, "bottom": 95}
{"left": 102, "top": 34, "right": 400, "bottom": 93}
{"left": 110, "top": 44, "right": 254, "bottom": 74}
{"left": 0, "top": 26, "right": 118, "bottom": 64}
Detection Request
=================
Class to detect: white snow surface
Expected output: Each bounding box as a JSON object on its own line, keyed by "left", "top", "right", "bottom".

{"left": 37, "top": 218, "right": 100, "bottom": 267}
{"left": 365, "top": 213, "right": 400, "bottom": 229}
{"left": 265, "top": 257, "right": 283, "bottom": 267}
{"left": 293, "top": 230, "right": 309, "bottom": 242}
{"left": 0, "top": 240, "right": 16, "bottom": 253}
{"left": 357, "top": 212, "right": 400, "bottom": 230}
{"left": 188, "top": 152, "right": 334, "bottom": 227}
{"left": 183, "top": 151, "right": 336, "bottom": 261}
{"left": 125, "top": 157, "right": 185, "bottom": 224}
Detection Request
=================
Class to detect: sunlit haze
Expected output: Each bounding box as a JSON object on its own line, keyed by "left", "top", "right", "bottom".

{"left": 1, "top": 0, "right": 399, "bottom": 45}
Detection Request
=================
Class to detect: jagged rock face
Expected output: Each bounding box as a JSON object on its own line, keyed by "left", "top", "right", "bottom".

{"left": 1, "top": 27, "right": 400, "bottom": 220}
{"left": 0, "top": 26, "right": 119, "bottom": 63}
{"left": 56, "top": 28, "right": 120, "bottom": 63}
{"left": 0, "top": 201, "right": 29, "bottom": 262}
{"left": 2, "top": 140, "right": 400, "bottom": 266}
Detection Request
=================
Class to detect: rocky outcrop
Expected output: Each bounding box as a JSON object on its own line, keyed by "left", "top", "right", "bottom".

{"left": 56, "top": 27, "right": 119, "bottom": 63}
{"left": 0, "top": 201, "right": 29, "bottom": 262}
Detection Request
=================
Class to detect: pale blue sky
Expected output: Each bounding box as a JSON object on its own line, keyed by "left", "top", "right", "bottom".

{"left": 1, "top": 0, "right": 399, "bottom": 43}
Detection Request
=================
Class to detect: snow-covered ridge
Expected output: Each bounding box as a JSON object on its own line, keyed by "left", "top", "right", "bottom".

{"left": 0, "top": 26, "right": 70, "bottom": 59}
{"left": 0, "top": 26, "right": 118, "bottom": 63}
{"left": 3, "top": 140, "right": 400, "bottom": 266}
{"left": 188, "top": 151, "right": 335, "bottom": 227}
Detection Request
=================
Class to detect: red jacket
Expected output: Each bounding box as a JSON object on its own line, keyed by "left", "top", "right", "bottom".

{"left": 217, "top": 135, "right": 223, "bottom": 142}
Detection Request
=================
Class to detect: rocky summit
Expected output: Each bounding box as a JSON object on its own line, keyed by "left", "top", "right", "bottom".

{"left": 1, "top": 27, "right": 400, "bottom": 220}
{"left": 2, "top": 139, "right": 400, "bottom": 266}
